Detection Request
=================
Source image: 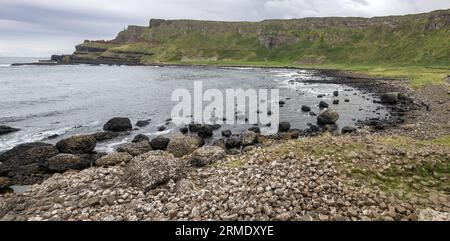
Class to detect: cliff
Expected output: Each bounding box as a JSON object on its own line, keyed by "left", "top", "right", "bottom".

{"left": 66, "top": 9, "right": 450, "bottom": 66}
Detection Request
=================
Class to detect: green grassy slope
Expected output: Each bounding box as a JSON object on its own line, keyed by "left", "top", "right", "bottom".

{"left": 73, "top": 9, "right": 450, "bottom": 86}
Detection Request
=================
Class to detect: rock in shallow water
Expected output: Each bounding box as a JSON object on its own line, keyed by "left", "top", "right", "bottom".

{"left": 167, "top": 134, "right": 203, "bottom": 158}
{"left": 150, "top": 136, "right": 171, "bottom": 150}
{"left": 117, "top": 141, "right": 152, "bottom": 157}
{"left": 0, "top": 126, "right": 20, "bottom": 135}
{"left": 103, "top": 117, "right": 133, "bottom": 132}
{"left": 91, "top": 131, "right": 119, "bottom": 142}
{"left": 317, "top": 109, "right": 340, "bottom": 125}
{"left": 278, "top": 122, "right": 291, "bottom": 132}
{"left": 132, "top": 134, "right": 150, "bottom": 143}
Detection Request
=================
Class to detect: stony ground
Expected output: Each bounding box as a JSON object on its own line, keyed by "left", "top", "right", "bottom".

{"left": 0, "top": 81, "right": 449, "bottom": 221}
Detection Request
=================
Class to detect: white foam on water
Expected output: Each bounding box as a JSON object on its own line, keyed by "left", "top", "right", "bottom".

{"left": 0, "top": 64, "right": 11, "bottom": 67}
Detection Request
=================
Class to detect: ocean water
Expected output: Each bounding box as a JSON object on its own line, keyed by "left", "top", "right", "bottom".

{"left": 0, "top": 57, "right": 389, "bottom": 152}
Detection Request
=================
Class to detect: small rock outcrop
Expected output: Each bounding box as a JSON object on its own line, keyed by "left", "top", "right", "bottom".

{"left": 242, "top": 131, "right": 259, "bottom": 146}
{"left": 46, "top": 154, "right": 90, "bottom": 172}
{"left": 124, "top": 151, "right": 184, "bottom": 192}
{"left": 116, "top": 141, "right": 152, "bottom": 156}
{"left": 279, "top": 122, "right": 291, "bottom": 132}
{"left": 0, "top": 126, "right": 20, "bottom": 135}
{"left": 191, "top": 146, "right": 226, "bottom": 167}
{"left": 132, "top": 134, "right": 150, "bottom": 143}
{"left": 167, "top": 134, "right": 203, "bottom": 158}
{"left": 56, "top": 135, "right": 97, "bottom": 154}
{"left": 91, "top": 131, "right": 119, "bottom": 142}
{"left": 317, "top": 109, "right": 340, "bottom": 125}
{"left": 150, "top": 136, "right": 171, "bottom": 150}
{"left": 103, "top": 117, "right": 132, "bottom": 132}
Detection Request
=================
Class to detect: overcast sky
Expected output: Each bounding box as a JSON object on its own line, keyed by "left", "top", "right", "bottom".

{"left": 1, "top": 0, "right": 449, "bottom": 57}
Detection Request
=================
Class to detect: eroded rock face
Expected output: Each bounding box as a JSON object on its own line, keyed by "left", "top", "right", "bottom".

{"left": 317, "top": 109, "right": 340, "bottom": 125}
{"left": 167, "top": 134, "right": 203, "bottom": 158}
{"left": 116, "top": 141, "right": 152, "bottom": 157}
{"left": 56, "top": 135, "right": 97, "bottom": 154}
{"left": 95, "top": 153, "right": 133, "bottom": 167}
{"left": 46, "top": 154, "right": 90, "bottom": 172}
{"left": 103, "top": 117, "right": 132, "bottom": 132}
{"left": 191, "top": 146, "right": 226, "bottom": 167}
{"left": 123, "top": 151, "right": 184, "bottom": 192}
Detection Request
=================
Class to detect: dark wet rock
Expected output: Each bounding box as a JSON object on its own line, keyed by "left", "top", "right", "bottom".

{"left": 157, "top": 125, "right": 166, "bottom": 132}
{"left": 91, "top": 131, "right": 120, "bottom": 142}
{"left": 191, "top": 146, "right": 226, "bottom": 167}
{"left": 95, "top": 153, "right": 133, "bottom": 167}
{"left": 167, "top": 134, "right": 203, "bottom": 158}
{"left": 278, "top": 122, "right": 291, "bottom": 132}
{"left": 189, "top": 123, "right": 202, "bottom": 132}
{"left": 117, "top": 141, "right": 152, "bottom": 157}
{"left": 333, "top": 100, "right": 340, "bottom": 105}
{"left": 0, "top": 126, "right": 20, "bottom": 135}
{"left": 150, "top": 136, "right": 170, "bottom": 150}
{"left": 310, "top": 112, "right": 317, "bottom": 116}
{"left": 132, "top": 134, "right": 150, "bottom": 143}
{"left": 56, "top": 135, "right": 97, "bottom": 154}
{"left": 309, "top": 125, "right": 321, "bottom": 133}
{"left": 317, "top": 94, "right": 325, "bottom": 98}
{"left": 268, "top": 111, "right": 273, "bottom": 116}
{"left": 135, "top": 120, "right": 150, "bottom": 127}
{"left": 342, "top": 126, "right": 357, "bottom": 134}
{"left": 381, "top": 92, "right": 399, "bottom": 104}
{"left": 222, "top": 130, "right": 232, "bottom": 137}
{"left": 279, "top": 100, "right": 286, "bottom": 105}
{"left": 242, "top": 131, "right": 259, "bottom": 146}
{"left": 124, "top": 151, "right": 184, "bottom": 192}
{"left": 319, "top": 101, "right": 329, "bottom": 109}
{"left": 271, "top": 129, "right": 300, "bottom": 140}
{"left": 198, "top": 125, "right": 214, "bottom": 138}
{"left": 301, "top": 106, "right": 311, "bottom": 112}
{"left": 103, "top": 117, "right": 132, "bottom": 132}
{"left": 47, "top": 134, "right": 59, "bottom": 140}
{"left": 333, "top": 91, "right": 339, "bottom": 97}
{"left": 345, "top": 99, "right": 350, "bottom": 102}
{"left": 165, "top": 118, "right": 172, "bottom": 122}
{"left": 248, "top": 127, "right": 261, "bottom": 133}
{"left": 225, "top": 136, "right": 242, "bottom": 149}
{"left": 45, "top": 154, "right": 90, "bottom": 172}
{"left": 211, "top": 124, "right": 222, "bottom": 130}
{"left": 180, "top": 126, "right": 189, "bottom": 134}
{"left": 317, "top": 109, "right": 340, "bottom": 125}
{"left": 0, "top": 142, "right": 59, "bottom": 176}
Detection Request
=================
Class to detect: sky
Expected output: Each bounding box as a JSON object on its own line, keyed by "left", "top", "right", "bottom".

{"left": 1, "top": 0, "right": 449, "bottom": 57}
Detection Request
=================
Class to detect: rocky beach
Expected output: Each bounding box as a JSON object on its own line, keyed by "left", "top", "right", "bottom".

{"left": 1, "top": 70, "right": 449, "bottom": 221}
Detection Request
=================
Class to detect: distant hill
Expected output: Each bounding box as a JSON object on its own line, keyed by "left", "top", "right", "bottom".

{"left": 66, "top": 9, "right": 450, "bottom": 66}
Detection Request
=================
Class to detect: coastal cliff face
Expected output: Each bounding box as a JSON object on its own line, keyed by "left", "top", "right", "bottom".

{"left": 67, "top": 9, "right": 450, "bottom": 66}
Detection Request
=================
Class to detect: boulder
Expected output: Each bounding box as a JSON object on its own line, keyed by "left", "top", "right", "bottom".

{"left": 189, "top": 123, "right": 202, "bottom": 132}
{"left": 213, "top": 139, "right": 226, "bottom": 149}
{"left": 150, "top": 136, "right": 170, "bottom": 150}
{"left": 103, "top": 117, "right": 132, "bottom": 132}
{"left": 0, "top": 126, "right": 20, "bottom": 135}
{"left": 225, "top": 136, "right": 241, "bottom": 149}
{"left": 271, "top": 129, "right": 300, "bottom": 140}
{"left": 123, "top": 151, "right": 184, "bottom": 191}
{"left": 191, "top": 146, "right": 226, "bottom": 167}
{"left": 317, "top": 109, "right": 340, "bottom": 125}
{"left": 0, "top": 142, "right": 59, "bottom": 176}
{"left": 222, "top": 130, "right": 232, "bottom": 137}
{"left": 135, "top": 120, "right": 151, "bottom": 128}
{"left": 278, "top": 122, "right": 291, "bottom": 132}
{"left": 381, "top": 92, "right": 399, "bottom": 104}
{"left": 319, "top": 101, "right": 329, "bottom": 109}
{"left": 157, "top": 125, "right": 166, "bottom": 131}
{"left": 333, "top": 100, "right": 340, "bottom": 105}
{"left": 95, "top": 153, "right": 133, "bottom": 167}
{"left": 45, "top": 154, "right": 90, "bottom": 172}
{"left": 242, "top": 131, "right": 259, "bottom": 146}
{"left": 180, "top": 126, "right": 189, "bottom": 134}
{"left": 342, "top": 126, "right": 357, "bottom": 134}
{"left": 91, "top": 132, "right": 119, "bottom": 142}
{"left": 132, "top": 134, "right": 150, "bottom": 143}
{"left": 333, "top": 91, "right": 339, "bottom": 97}
{"left": 345, "top": 99, "right": 350, "bottom": 103}
{"left": 56, "top": 135, "right": 97, "bottom": 154}
{"left": 116, "top": 141, "right": 152, "bottom": 156}
{"left": 301, "top": 106, "right": 311, "bottom": 112}
{"left": 198, "top": 125, "right": 214, "bottom": 138}
{"left": 167, "top": 134, "right": 203, "bottom": 158}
